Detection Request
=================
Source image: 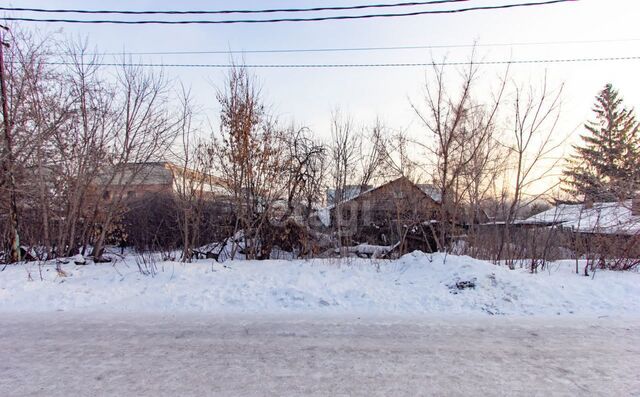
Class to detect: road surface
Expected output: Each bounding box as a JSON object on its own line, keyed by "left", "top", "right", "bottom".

{"left": 1, "top": 314, "right": 639, "bottom": 396}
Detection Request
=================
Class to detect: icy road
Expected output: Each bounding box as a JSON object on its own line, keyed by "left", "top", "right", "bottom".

{"left": 1, "top": 314, "right": 639, "bottom": 396}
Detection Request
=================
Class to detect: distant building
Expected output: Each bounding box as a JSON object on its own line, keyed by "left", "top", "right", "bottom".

{"left": 466, "top": 199, "right": 640, "bottom": 262}
{"left": 523, "top": 199, "right": 640, "bottom": 236}
{"left": 90, "top": 162, "right": 234, "bottom": 250}
{"left": 318, "top": 177, "right": 441, "bottom": 252}
{"left": 94, "top": 162, "right": 226, "bottom": 202}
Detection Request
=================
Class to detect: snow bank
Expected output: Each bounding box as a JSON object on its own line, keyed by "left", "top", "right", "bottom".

{"left": 0, "top": 252, "right": 638, "bottom": 316}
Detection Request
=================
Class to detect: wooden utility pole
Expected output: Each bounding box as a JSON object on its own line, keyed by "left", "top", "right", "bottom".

{"left": 0, "top": 25, "right": 20, "bottom": 263}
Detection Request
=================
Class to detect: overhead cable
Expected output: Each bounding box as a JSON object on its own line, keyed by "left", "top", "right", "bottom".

{"left": 1, "top": 0, "right": 578, "bottom": 25}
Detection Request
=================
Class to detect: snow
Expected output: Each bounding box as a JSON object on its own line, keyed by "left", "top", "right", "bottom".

{"left": 326, "top": 185, "right": 370, "bottom": 205}
{"left": 3, "top": 252, "right": 640, "bottom": 394}
{"left": 525, "top": 200, "right": 640, "bottom": 235}
{"left": 316, "top": 206, "right": 331, "bottom": 227}
{"left": 417, "top": 183, "right": 442, "bottom": 202}
{"left": 1, "top": 252, "right": 639, "bottom": 316}
{"left": 2, "top": 314, "right": 639, "bottom": 396}
{"left": 195, "top": 234, "right": 299, "bottom": 261}
{"left": 344, "top": 243, "right": 398, "bottom": 257}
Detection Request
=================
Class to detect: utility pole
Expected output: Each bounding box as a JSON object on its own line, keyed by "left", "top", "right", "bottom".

{"left": 0, "top": 25, "right": 20, "bottom": 263}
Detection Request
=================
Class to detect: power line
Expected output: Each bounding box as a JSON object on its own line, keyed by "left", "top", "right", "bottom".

{"left": 91, "top": 38, "right": 640, "bottom": 56}
{"left": 1, "top": 0, "right": 578, "bottom": 25}
{"left": 36, "top": 56, "right": 640, "bottom": 68}
{"left": 0, "top": 0, "right": 472, "bottom": 15}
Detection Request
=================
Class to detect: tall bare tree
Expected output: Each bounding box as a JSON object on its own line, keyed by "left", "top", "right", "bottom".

{"left": 496, "top": 76, "right": 564, "bottom": 265}
{"left": 282, "top": 125, "right": 326, "bottom": 219}
{"left": 168, "top": 86, "right": 211, "bottom": 262}
{"left": 212, "top": 64, "right": 288, "bottom": 259}
{"left": 88, "top": 59, "right": 180, "bottom": 260}
{"left": 412, "top": 57, "right": 507, "bottom": 251}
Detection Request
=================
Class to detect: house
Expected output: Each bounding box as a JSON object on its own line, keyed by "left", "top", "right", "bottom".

{"left": 326, "top": 184, "right": 372, "bottom": 206}
{"left": 89, "top": 162, "right": 235, "bottom": 251}
{"left": 517, "top": 198, "right": 640, "bottom": 260}
{"left": 320, "top": 177, "right": 441, "bottom": 252}
{"left": 524, "top": 199, "right": 640, "bottom": 236}
{"left": 474, "top": 199, "right": 640, "bottom": 233}
{"left": 94, "top": 162, "right": 226, "bottom": 202}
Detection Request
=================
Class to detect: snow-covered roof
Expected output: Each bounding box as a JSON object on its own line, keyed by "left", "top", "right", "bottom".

{"left": 524, "top": 200, "right": 640, "bottom": 235}
{"left": 316, "top": 207, "right": 332, "bottom": 227}
{"left": 326, "top": 185, "right": 372, "bottom": 206}
{"left": 417, "top": 184, "right": 442, "bottom": 203}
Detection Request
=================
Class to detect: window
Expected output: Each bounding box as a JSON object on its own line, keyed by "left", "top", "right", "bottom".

{"left": 103, "top": 191, "right": 110, "bottom": 200}
{"left": 127, "top": 191, "right": 136, "bottom": 199}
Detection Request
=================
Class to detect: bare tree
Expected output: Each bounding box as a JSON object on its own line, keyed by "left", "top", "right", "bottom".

{"left": 51, "top": 39, "right": 117, "bottom": 259}
{"left": 282, "top": 125, "right": 327, "bottom": 219}
{"left": 496, "top": 76, "right": 564, "bottom": 266}
{"left": 0, "top": 28, "right": 88, "bottom": 265}
{"left": 0, "top": 27, "right": 65, "bottom": 262}
{"left": 327, "top": 110, "right": 361, "bottom": 251}
{"left": 358, "top": 118, "right": 388, "bottom": 189}
{"left": 329, "top": 109, "right": 359, "bottom": 205}
{"left": 84, "top": 56, "right": 180, "bottom": 260}
{"left": 412, "top": 57, "right": 507, "bottom": 251}
{"left": 378, "top": 128, "right": 419, "bottom": 180}
{"left": 212, "top": 64, "right": 288, "bottom": 259}
{"left": 0, "top": 26, "right": 20, "bottom": 263}
{"left": 168, "top": 86, "right": 212, "bottom": 262}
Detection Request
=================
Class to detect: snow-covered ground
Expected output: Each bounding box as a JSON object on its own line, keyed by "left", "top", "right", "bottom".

{"left": 1, "top": 252, "right": 638, "bottom": 316}
{"left": 1, "top": 314, "right": 639, "bottom": 396}
{"left": 2, "top": 253, "right": 639, "bottom": 395}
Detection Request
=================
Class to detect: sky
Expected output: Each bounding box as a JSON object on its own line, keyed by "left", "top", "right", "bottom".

{"left": 1, "top": 0, "right": 639, "bottom": 190}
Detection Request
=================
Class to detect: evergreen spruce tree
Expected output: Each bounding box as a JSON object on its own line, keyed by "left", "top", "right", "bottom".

{"left": 563, "top": 84, "right": 640, "bottom": 201}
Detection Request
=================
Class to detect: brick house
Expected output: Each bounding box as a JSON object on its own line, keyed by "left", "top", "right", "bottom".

{"left": 96, "top": 162, "right": 225, "bottom": 202}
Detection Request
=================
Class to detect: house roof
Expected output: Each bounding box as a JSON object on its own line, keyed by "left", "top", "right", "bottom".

{"left": 94, "top": 162, "right": 173, "bottom": 186}
{"left": 417, "top": 184, "right": 442, "bottom": 203}
{"left": 326, "top": 185, "right": 372, "bottom": 205}
{"left": 330, "top": 177, "right": 437, "bottom": 207}
{"left": 315, "top": 177, "right": 439, "bottom": 227}
{"left": 95, "top": 161, "right": 226, "bottom": 189}
{"left": 524, "top": 200, "right": 640, "bottom": 235}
